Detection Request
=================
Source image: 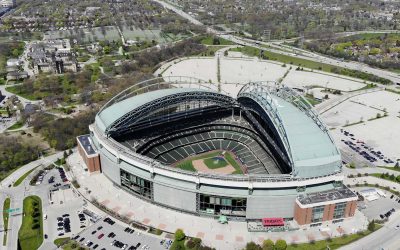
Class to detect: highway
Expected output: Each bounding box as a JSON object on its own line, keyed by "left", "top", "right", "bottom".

{"left": 154, "top": 0, "right": 400, "bottom": 86}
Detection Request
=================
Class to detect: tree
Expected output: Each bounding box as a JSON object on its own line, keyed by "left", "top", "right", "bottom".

{"left": 262, "top": 239, "right": 274, "bottom": 250}
{"left": 245, "top": 242, "right": 261, "bottom": 250}
{"left": 174, "top": 229, "right": 185, "bottom": 241}
{"left": 368, "top": 220, "right": 375, "bottom": 231}
{"left": 275, "top": 239, "right": 287, "bottom": 250}
{"left": 396, "top": 175, "right": 400, "bottom": 183}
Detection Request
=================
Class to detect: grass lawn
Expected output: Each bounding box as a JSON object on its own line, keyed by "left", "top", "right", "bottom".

{"left": 230, "top": 46, "right": 391, "bottom": 84}
{"left": 378, "top": 166, "right": 400, "bottom": 172}
{"left": 2, "top": 197, "right": 10, "bottom": 246}
{"left": 7, "top": 120, "right": 25, "bottom": 130}
{"left": 201, "top": 36, "right": 234, "bottom": 46}
{"left": 203, "top": 157, "right": 228, "bottom": 169}
{"left": 198, "top": 45, "right": 226, "bottom": 57}
{"left": 18, "top": 195, "right": 43, "bottom": 250}
{"left": 370, "top": 173, "right": 400, "bottom": 184}
{"left": 13, "top": 167, "right": 37, "bottom": 187}
{"left": 5, "top": 86, "right": 38, "bottom": 101}
{"left": 61, "top": 240, "right": 88, "bottom": 250}
{"left": 287, "top": 225, "right": 382, "bottom": 250}
{"left": 54, "top": 237, "right": 70, "bottom": 247}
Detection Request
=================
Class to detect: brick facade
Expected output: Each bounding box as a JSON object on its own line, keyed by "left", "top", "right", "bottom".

{"left": 294, "top": 200, "right": 356, "bottom": 225}
{"left": 77, "top": 138, "right": 101, "bottom": 173}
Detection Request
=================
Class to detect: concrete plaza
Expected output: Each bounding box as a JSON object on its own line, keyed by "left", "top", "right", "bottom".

{"left": 68, "top": 153, "right": 368, "bottom": 250}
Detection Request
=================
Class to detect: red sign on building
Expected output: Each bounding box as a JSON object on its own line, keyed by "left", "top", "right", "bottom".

{"left": 262, "top": 218, "right": 284, "bottom": 227}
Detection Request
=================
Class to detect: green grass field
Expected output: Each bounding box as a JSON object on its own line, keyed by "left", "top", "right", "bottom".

{"left": 175, "top": 151, "right": 243, "bottom": 174}
{"left": 3, "top": 197, "right": 10, "bottom": 246}
{"left": 18, "top": 195, "right": 43, "bottom": 250}
{"left": 7, "top": 120, "right": 25, "bottom": 131}
{"left": 13, "top": 167, "right": 37, "bottom": 187}
{"left": 203, "top": 157, "right": 228, "bottom": 169}
{"left": 287, "top": 225, "right": 382, "bottom": 250}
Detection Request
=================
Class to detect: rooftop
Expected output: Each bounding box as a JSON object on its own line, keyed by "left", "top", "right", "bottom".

{"left": 77, "top": 134, "right": 97, "bottom": 156}
{"left": 95, "top": 88, "right": 214, "bottom": 132}
{"left": 297, "top": 185, "right": 357, "bottom": 206}
{"left": 270, "top": 95, "right": 341, "bottom": 177}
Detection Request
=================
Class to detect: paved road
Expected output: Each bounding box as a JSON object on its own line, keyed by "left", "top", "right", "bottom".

{"left": 0, "top": 152, "right": 63, "bottom": 250}
{"left": 339, "top": 211, "right": 400, "bottom": 250}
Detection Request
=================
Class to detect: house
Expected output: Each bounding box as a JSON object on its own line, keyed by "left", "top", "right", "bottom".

{"left": 6, "top": 71, "right": 28, "bottom": 81}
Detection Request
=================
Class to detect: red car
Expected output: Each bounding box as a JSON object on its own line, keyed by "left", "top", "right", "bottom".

{"left": 98, "top": 233, "right": 104, "bottom": 239}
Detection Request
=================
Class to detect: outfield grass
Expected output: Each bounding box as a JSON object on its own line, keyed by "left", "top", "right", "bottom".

{"left": 175, "top": 151, "right": 243, "bottom": 174}
{"left": 2, "top": 197, "right": 10, "bottom": 246}
{"left": 18, "top": 195, "right": 43, "bottom": 250}
{"left": 224, "top": 152, "right": 243, "bottom": 174}
{"left": 287, "top": 225, "right": 382, "bottom": 250}
{"left": 13, "top": 167, "right": 37, "bottom": 187}
{"left": 203, "top": 157, "right": 228, "bottom": 169}
{"left": 175, "top": 151, "right": 222, "bottom": 171}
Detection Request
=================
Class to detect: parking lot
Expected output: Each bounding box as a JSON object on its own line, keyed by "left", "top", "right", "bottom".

{"left": 354, "top": 187, "right": 400, "bottom": 221}
{"left": 38, "top": 167, "right": 88, "bottom": 242}
{"left": 75, "top": 217, "right": 168, "bottom": 250}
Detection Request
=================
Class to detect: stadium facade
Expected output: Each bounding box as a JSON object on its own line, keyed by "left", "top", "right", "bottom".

{"left": 78, "top": 77, "right": 357, "bottom": 226}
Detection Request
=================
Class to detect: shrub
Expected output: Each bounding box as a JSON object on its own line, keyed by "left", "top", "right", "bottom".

{"left": 174, "top": 229, "right": 185, "bottom": 241}
{"left": 262, "top": 239, "right": 274, "bottom": 250}
{"left": 245, "top": 241, "right": 261, "bottom": 250}
{"left": 368, "top": 220, "right": 375, "bottom": 231}
{"left": 275, "top": 239, "right": 287, "bottom": 250}
{"left": 187, "top": 238, "right": 202, "bottom": 249}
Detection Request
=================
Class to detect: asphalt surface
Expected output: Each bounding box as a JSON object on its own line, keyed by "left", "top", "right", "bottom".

{"left": 0, "top": 152, "right": 63, "bottom": 250}
{"left": 76, "top": 218, "right": 167, "bottom": 250}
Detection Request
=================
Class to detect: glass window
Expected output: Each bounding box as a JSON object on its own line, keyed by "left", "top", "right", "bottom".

{"left": 199, "top": 194, "right": 246, "bottom": 216}
{"left": 333, "top": 202, "right": 347, "bottom": 219}
{"left": 312, "top": 205, "right": 325, "bottom": 223}
{"left": 120, "top": 169, "right": 152, "bottom": 199}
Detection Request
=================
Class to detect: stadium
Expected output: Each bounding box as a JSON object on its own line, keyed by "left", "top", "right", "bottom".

{"left": 79, "top": 77, "right": 357, "bottom": 226}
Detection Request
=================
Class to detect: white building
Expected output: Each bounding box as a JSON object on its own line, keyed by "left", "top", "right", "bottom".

{"left": 0, "top": 0, "right": 16, "bottom": 8}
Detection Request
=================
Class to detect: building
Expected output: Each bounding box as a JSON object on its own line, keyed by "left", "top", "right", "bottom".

{"left": 78, "top": 78, "right": 357, "bottom": 226}
{"left": 77, "top": 135, "right": 101, "bottom": 173}
{"left": 294, "top": 187, "right": 357, "bottom": 225}
{"left": 30, "top": 39, "right": 77, "bottom": 75}
{"left": 0, "top": 0, "right": 16, "bottom": 8}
